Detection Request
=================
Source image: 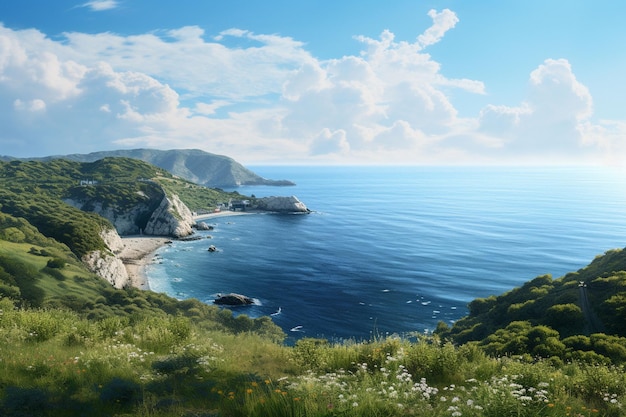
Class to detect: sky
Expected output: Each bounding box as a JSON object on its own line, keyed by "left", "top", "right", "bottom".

{"left": 0, "top": 0, "right": 625, "bottom": 166}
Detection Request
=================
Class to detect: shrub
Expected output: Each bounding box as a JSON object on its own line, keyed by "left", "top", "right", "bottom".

{"left": 46, "top": 258, "right": 66, "bottom": 269}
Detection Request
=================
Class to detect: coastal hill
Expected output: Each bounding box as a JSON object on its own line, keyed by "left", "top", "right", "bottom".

{"left": 0, "top": 157, "right": 248, "bottom": 287}
{"left": 4, "top": 148, "right": 296, "bottom": 188}
{"left": 0, "top": 157, "right": 307, "bottom": 288}
{"left": 2, "top": 157, "right": 626, "bottom": 415}
{"left": 436, "top": 246, "right": 626, "bottom": 364}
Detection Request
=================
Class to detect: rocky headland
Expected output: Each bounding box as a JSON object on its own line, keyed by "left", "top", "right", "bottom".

{"left": 76, "top": 193, "right": 308, "bottom": 288}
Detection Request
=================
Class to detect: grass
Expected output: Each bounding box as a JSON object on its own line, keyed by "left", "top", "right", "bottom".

{"left": 0, "top": 299, "right": 624, "bottom": 417}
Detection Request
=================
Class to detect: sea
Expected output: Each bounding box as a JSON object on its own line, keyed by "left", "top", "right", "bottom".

{"left": 146, "top": 166, "right": 626, "bottom": 344}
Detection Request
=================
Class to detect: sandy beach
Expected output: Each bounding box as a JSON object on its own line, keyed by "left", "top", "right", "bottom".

{"left": 119, "top": 236, "right": 171, "bottom": 289}
{"left": 120, "top": 210, "right": 255, "bottom": 289}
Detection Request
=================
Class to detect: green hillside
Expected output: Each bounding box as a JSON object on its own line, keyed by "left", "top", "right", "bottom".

{"left": 1, "top": 157, "right": 626, "bottom": 416}
{"left": 11, "top": 148, "right": 296, "bottom": 187}
{"left": 436, "top": 247, "right": 626, "bottom": 364}
{"left": 0, "top": 158, "right": 243, "bottom": 258}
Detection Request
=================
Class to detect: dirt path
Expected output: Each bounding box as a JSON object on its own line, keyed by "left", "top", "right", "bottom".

{"left": 578, "top": 283, "right": 605, "bottom": 335}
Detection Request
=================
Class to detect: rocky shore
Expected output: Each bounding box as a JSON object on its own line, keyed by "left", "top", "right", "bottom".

{"left": 117, "top": 196, "right": 309, "bottom": 290}
{"left": 121, "top": 211, "right": 253, "bottom": 289}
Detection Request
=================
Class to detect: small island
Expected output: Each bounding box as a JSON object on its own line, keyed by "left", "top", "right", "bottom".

{"left": 214, "top": 293, "right": 255, "bottom": 306}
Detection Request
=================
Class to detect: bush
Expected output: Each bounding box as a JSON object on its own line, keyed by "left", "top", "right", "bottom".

{"left": 46, "top": 258, "right": 65, "bottom": 269}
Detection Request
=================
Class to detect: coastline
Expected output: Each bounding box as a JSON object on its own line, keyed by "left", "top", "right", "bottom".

{"left": 119, "top": 236, "right": 171, "bottom": 290}
{"left": 121, "top": 210, "right": 256, "bottom": 290}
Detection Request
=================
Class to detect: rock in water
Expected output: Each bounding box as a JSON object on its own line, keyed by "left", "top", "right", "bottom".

{"left": 214, "top": 293, "right": 254, "bottom": 305}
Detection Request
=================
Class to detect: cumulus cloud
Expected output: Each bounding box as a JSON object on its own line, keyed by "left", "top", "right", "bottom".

{"left": 0, "top": 8, "right": 623, "bottom": 165}
{"left": 61, "top": 26, "right": 313, "bottom": 100}
{"left": 417, "top": 9, "right": 459, "bottom": 48}
{"left": 310, "top": 128, "right": 350, "bottom": 155}
{"left": 476, "top": 58, "right": 607, "bottom": 162}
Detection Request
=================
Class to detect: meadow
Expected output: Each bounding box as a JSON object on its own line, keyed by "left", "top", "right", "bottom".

{"left": 1, "top": 295, "right": 624, "bottom": 417}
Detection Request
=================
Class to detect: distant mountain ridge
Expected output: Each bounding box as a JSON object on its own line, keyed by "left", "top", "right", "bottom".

{"left": 1, "top": 149, "right": 295, "bottom": 188}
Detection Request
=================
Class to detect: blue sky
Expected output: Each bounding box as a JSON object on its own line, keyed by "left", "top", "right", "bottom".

{"left": 0, "top": 0, "right": 624, "bottom": 165}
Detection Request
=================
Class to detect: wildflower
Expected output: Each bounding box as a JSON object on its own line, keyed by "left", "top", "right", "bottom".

{"left": 246, "top": 389, "right": 253, "bottom": 394}
{"left": 251, "top": 381, "right": 258, "bottom": 387}
{"left": 352, "top": 402, "right": 359, "bottom": 407}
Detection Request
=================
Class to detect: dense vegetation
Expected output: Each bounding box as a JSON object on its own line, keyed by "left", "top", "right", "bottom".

{"left": 436, "top": 248, "right": 626, "bottom": 366}
{"left": 0, "top": 158, "right": 244, "bottom": 258}
{"left": 1, "top": 157, "right": 625, "bottom": 415}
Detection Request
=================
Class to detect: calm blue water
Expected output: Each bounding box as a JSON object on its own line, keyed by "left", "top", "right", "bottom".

{"left": 146, "top": 166, "right": 626, "bottom": 343}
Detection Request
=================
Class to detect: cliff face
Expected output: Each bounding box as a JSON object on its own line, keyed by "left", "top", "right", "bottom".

{"left": 82, "top": 227, "right": 129, "bottom": 288}
{"left": 64, "top": 192, "right": 194, "bottom": 238}
{"left": 144, "top": 194, "right": 194, "bottom": 237}
{"left": 69, "top": 192, "right": 195, "bottom": 286}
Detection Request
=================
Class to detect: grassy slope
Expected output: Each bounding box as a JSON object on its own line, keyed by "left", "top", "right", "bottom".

{"left": 1, "top": 157, "right": 626, "bottom": 415}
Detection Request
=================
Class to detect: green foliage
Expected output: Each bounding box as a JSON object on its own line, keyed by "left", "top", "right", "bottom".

{"left": 3, "top": 157, "right": 626, "bottom": 415}
{"left": 440, "top": 247, "right": 626, "bottom": 365}
{"left": 157, "top": 176, "right": 244, "bottom": 211}
{"left": 46, "top": 258, "right": 65, "bottom": 269}
{"left": 0, "top": 158, "right": 247, "bottom": 260}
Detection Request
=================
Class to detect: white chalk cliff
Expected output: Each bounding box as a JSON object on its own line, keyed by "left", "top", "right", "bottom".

{"left": 144, "top": 194, "right": 194, "bottom": 237}
{"left": 82, "top": 227, "right": 129, "bottom": 289}
{"left": 73, "top": 193, "right": 195, "bottom": 287}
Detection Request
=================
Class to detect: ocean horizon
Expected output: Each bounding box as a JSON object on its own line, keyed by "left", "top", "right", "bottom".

{"left": 146, "top": 166, "right": 626, "bottom": 343}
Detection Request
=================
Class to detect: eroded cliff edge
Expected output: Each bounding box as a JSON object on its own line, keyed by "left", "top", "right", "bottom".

{"left": 68, "top": 192, "right": 308, "bottom": 288}
{"left": 65, "top": 191, "right": 196, "bottom": 288}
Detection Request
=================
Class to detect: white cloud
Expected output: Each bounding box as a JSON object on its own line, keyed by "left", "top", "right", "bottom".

{"left": 0, "top": 8, "right": 623, "bottom": 165}
{"left": 14, "top": 98, "right": 46, "bottom": 112}
{"left": 310, "top": 128, "right": 350, "bottom": 155}
{"left": 79, "top": 1, "right": 119, "bottom": 12}
{"left": 193, "top": 101, "right": 231, "bottom": 116}
{"left": 61, "top": 26, "right": 313, "bottom": 100}
{"left": 417, "top": 9, "right": 459, "bottom": 48}
{"left": 476, "top": 58, "right": 606, "bottom": 162}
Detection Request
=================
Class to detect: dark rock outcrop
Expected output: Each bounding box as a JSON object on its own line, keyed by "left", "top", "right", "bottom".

{"left": 214, "top": 293, "right": 254, "bottom": 305}
{"left": 195, "top": 222, "right": 214, "bottom": 231}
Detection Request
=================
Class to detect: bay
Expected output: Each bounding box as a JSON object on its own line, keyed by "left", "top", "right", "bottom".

{"left": 146, "top": 166, "right": 626, "bottom": 343}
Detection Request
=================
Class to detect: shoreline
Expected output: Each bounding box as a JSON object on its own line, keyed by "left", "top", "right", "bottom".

{"left": 119, "top": 236, "right": 171, "bottom": 290}
{"left": 121, "top": 210, "right": 257, "bottom": 290}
